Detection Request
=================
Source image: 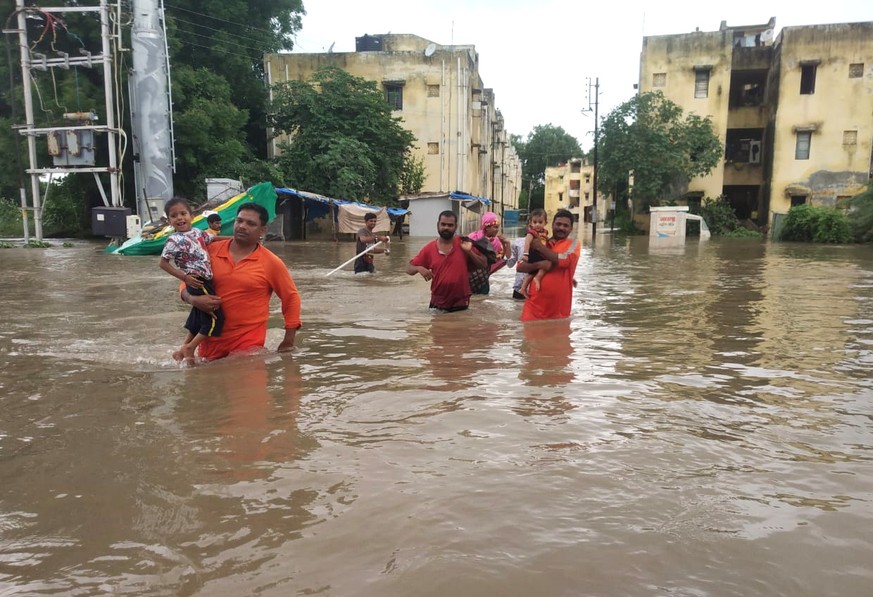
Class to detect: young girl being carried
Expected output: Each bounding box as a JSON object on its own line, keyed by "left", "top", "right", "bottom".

{"left": 518, "top": 208, "right": 551, "bottom": 298}
{"left": 158, "top": 197, "right": 226, "bottom": 366}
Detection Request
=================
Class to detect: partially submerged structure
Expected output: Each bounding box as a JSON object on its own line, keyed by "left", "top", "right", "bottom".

{"left": 639, "top": 18, "right": 873, "bottom": 233}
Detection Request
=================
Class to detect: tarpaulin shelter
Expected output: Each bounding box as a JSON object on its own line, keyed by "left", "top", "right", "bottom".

{"left": 275, "top": 187, "right": 410, "bottom": 240}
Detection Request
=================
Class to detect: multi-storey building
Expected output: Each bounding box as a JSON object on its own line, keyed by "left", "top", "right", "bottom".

{"left": 264, "top": 34, "right": 521, "bottom": 214}
{"left": 639, "top": 18, "right": 873, "bottom": 230}
{"left": 544, "top": 157, "right": 607, "bottom": 225}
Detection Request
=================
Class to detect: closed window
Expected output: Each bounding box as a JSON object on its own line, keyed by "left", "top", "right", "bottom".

{"left": 694, "top": 69, "right": 710, "bottom": 98}
{"left": 384, "top": 83, "right": 403, "bottom": 110}
{"left": 427, "top": 142, "right": 439, "bottom": 154}
{"left": 849, "top": 63, "right": 864, "bottom": 78}
{"left": 795, "top": 131, "right": 812, "bottom": 160}
{"left": 653, "top": 73, "right": 666, "bottom": 87}
{"left": 427, "top": 84, "right": 440, "bottom": 97}
{"left": 843, "top": 130, "right": 858, "bottom": 146}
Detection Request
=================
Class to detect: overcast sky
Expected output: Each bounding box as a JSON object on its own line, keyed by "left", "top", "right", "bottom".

{"left": 290, "top": 1, "right": 871, "bottom": 151}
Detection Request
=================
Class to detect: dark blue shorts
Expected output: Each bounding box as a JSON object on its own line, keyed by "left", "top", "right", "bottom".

{"left": 184, "top": 278, "right": 224, "bottom": 337}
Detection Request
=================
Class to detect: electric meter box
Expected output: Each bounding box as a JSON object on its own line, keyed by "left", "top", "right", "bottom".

{"left": 92, "top": 207, "right": 131, "bottom": 237}
{"left": 126, "top": 215, "right": 142, "bottom": 239}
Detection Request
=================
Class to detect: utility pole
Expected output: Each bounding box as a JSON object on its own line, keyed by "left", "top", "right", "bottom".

{"left": 10, "top": 0, "right": 123, "bottom": 241}
{"left": 583, "top": 77, "right": 600, "bottom": 239}
{"left": 130, "top": 0, "right": 175, "bottom": 222}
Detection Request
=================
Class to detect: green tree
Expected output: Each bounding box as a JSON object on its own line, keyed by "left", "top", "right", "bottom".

{"left": 171, "top": 66, "right": 250, "bottom": 199}
{"left": 0, "top": 2, "right": 305, "bottom": 224}
{"left": 848, "top": 183, "right": 873, "bottom": 243}
{"left": 165, "top": 0, "right": 304, "bottom": 156}
{"left": 597, "top": 91, "right": 722, "bottom": 211}
{"left": 268, "top": 66, "right": 418, "bottom": 204}
{"left": 511, "top": 126, "right": 582, "bottom": 209}
{"left": 780, "top": 204, "right": 852, "bottom": 243}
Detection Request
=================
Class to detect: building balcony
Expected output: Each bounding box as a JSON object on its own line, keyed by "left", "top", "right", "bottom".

{"left": 731, "top": 46, "right": 772, "bottom": 71}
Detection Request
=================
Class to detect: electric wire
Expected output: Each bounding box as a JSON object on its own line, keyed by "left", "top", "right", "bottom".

{"left": 163, "top": 3, "right": 281, "bottom": 37}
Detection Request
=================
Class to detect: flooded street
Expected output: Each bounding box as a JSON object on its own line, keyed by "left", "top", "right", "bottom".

{"left": 1, "top": 231, "right": 872, "bottom": 596}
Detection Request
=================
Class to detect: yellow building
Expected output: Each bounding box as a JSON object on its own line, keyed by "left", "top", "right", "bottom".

{"left": 544, "top": 157, "right": 607, "bottom": 225}
{"left": 639, "top": 19, "right": 873, "bottom": 231}
{"left": 264, "top": 34, "right": 521, "bottom": 214}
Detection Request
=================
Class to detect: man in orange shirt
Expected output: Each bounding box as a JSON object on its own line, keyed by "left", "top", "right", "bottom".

{"left": 183, "top": 203, "right": 301, "bottom": 360}
{"left": 517, "top": 209, "right": 580, "bottom": 321}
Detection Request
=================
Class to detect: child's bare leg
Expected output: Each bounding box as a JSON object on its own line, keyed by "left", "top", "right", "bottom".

{"left": 533, "top": 269, "right": 546, "bottom": 292}
{"left": 173, "top": 331, "right": 195, "bottom": 362}
{"left": 180, "top": 333, "right": 207, "bottom": 366}
{"left": 520, "top": 273, "right": 534, "bottom": 298}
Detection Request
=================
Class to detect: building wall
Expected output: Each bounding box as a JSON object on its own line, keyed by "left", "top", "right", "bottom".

{"left": 769, "top": 23, "right": 873, "bottom": 216}
{"left": 639, "top": 30, "right": 734, "bottom": 201}
{"left": 544, "top": 158, "right": 607, "bottom": 224}
{"left": 639, "top": 19, "right": 873, "bottom": 228}
{"left": 264, "top": 35, "right": 521, "bottom": 213}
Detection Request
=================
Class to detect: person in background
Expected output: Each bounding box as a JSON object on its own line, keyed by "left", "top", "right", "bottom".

{"left": 205, "top": 213, "right": 222, "bottom": 236}
{"left": 406, "top": 210, "right": 488, "bottom": 312}
{"left": 159, "top": 197, "right": 224, "bottom": 366}
{"left": 517, "top": 209, "right": 580, "bottom": 321}
{"left": 467, "top": 211, "right": 510, "bottom": 260}
{"left": 466, "top": 211, "right": 511, "bottom": 295}
{"left": 183, "top": 203, "right": 302, "bottom": 360}
{"left": 506, "top": 236, "right": 528, "bottom": 300}
{"left": 355, "top": 212, "right": 390, "bottom": 274}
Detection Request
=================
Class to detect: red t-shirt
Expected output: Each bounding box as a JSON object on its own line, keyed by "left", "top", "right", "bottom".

{"left": 409, "top": 236, "right": 473, "bottom": 310}
{"left": 521, "top": 237, "right": 580, "bottom": 321}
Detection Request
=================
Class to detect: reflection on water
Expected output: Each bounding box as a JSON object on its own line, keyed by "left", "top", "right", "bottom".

{"left": 1, "top": 235, "right": 872, "bottom": 595}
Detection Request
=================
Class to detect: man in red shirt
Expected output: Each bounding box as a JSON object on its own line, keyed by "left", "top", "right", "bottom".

{"left": 518, "top": 209, "right": 580, "bottom": 321}
{"left": 406, "top": 210, "right": 488, "bottom": 311}
{"left": 183, "top": 203, "right": 302, "bottom": 360}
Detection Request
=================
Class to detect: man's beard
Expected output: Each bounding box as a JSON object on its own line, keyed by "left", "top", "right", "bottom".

{"left": 438, "top": 229, "right": 454, "bottom": 240}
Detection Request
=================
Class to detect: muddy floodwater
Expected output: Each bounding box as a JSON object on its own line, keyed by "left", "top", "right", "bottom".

{"left": 1, "top": 231, "right": 872, "bottom": 596}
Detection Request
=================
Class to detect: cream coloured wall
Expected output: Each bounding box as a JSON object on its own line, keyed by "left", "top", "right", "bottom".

{"left": 544, "top": 159, "right": 606, "bottom": 224}
{"left": 264, "top": 35, "right": 521, "bottom": 210}
{"left": 639, "top": 31, "right": 732, "bottom": 201}
{"left": 769, "top": 23, "right": 873, "bottom": 216}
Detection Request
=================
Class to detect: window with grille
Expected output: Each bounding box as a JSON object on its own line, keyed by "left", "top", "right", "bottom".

{"left": 694, "top": 69, "right": 710, "bottom": 98}
{"left": 427, "top": 142, "right": 439, "bottom": 154}
{"left": 427, "top": 84, "right": 440, "bottom": 97}
{"left": 795, "top": 131, "right": 812, "bottom": 159}
{"left": 653, "top": 73, "right": 666, "bottom": 88}
{"left": 384, "top": 83, "right": 403, "bottom": 110}
{"left": 849, "top": 63, "right": 864, "bottom": 78}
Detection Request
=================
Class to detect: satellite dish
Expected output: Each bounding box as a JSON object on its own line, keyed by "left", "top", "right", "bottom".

{"left": 424, "top": 43, "right": 436, "bottom": 57}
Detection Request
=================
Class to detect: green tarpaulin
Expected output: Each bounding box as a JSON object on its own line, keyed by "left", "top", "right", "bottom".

{"left": 107, "top": 182, "right": 277, "bottom": 255}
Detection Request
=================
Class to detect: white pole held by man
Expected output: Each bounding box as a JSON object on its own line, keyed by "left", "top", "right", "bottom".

{"left": 325, "top": 239, "right": 388, "bottom": 276}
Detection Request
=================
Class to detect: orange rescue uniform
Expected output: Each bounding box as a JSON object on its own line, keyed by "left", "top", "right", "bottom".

{"left": 521, "top": 236, "right": 580, "bottom": 321}
{"left": 189, "top": 241, "right": 301, "bottom": 360}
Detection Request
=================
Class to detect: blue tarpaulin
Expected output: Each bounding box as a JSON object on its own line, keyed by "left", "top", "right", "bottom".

{"left": 449, "top": 191, "right": 491, "bottom": 205}
{"left": 275, "top": 187, "right": 411, "bottom": 222}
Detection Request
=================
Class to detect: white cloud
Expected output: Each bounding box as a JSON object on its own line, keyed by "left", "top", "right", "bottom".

{"left": 291, "top": 0, "right": 871, "bottom": 151}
